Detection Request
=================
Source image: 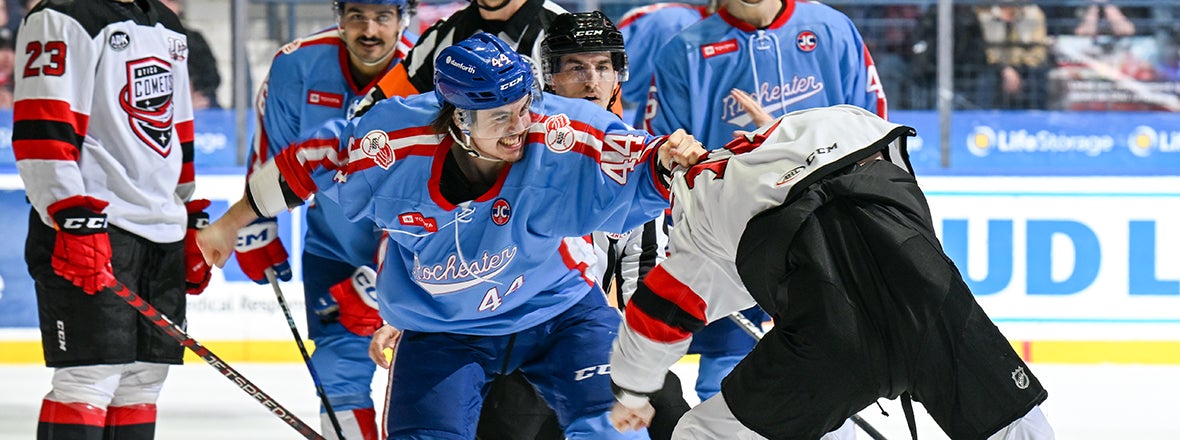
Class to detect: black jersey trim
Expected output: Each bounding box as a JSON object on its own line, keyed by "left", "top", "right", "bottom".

{"left": 630, "top": 283, "right": 707, "bottom": 335}
{"left": 38, "top": 0, "right": 186, "bottom": 39}
{"left": 13, "top": 119, "right": 83, "bottom": 147}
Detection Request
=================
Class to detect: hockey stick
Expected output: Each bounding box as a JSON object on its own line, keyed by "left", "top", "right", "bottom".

{"left": 265, "top": 269, "right": 345, "bottom": 440}
{"left": 726, "top": 312, "right": 889, "bottom": 440}
{"left": 105, "top": 282, "right": 324, "bottom": 440}
{"left": 378, "top": 330, "right": 402, "bottom": 440}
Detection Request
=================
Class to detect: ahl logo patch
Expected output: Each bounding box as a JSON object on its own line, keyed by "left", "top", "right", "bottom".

{"left": 1011, "top": 366, "right": 1030, "bottom": 389}
{"left": 359, "top": 129, "right": 394, "bottom": 169}
{"left": 796, "top": 31, "right": 818, "bottom": 52}
{"left": 491, "top": 198, "right": 511, "bottom": 226}
{"left": 120, "top": 57, "right": 175, "bottom": 157}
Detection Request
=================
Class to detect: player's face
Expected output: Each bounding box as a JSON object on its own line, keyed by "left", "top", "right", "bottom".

{"left": 465, "top": 95, "right": 535, "bottom": 162}
{"left": 550, "top": 52, "right": 619, "bottom": 110}
{"left": 338, "top": 3, "right": 402, "bottom": 66}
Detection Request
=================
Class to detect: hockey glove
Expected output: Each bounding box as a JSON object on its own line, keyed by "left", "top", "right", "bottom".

{"left": 233, "top": 218, "right": 291, "bottom": 284}
{"left": 184, "top": 199, "right": 213, "bottom": 295}
{"left": 327, "top": 266, "right": 383, "bottom": 337}
{"left": 47, "top": 196, "right": 117, "bottom": 295}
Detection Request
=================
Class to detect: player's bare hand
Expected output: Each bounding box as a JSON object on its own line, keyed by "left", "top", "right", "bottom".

{"left": 196, "top": 220, "right": 236, "bottom": 268}
{"left": 609, "top": 400, "right": 655, "bottom": 432}
{"left": 661, "top": 129, "right": 707, "bottom": 169}
{"left": 196, "top": 199, "right": 263, "bottom": 268}
{"left": 369, "top": 324, "right": 402, "bottom": 369}
{"left": 729, "top": 88, "right": 774, "bottom": 131}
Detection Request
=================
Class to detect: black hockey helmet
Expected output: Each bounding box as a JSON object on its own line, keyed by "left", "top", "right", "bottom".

{"left": 333, "top": 0, "right": 418, "bottom": 19}
{"left": 541, "top": 11, "right": 629, "bottom": 85}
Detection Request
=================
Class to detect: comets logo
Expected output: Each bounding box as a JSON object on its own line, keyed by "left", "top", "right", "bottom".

{"left": 120, "top": 57, "right": 175, "bottom": 157}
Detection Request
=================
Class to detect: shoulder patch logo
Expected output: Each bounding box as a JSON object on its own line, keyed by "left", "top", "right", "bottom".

{"left": 491, "top": 199, "right": 511, "bottom": 226}
{"left": 796, "top": 31, "right": 818, "bottom": 52}
{"left": 109, "top": 32, "right": 130, "bottom": 51}
{"left": 280, "top": 39, "right": 303, "bottom": 55}
{"left": 168, "top": 37, "right": 188, "bottom": 61}
{"left": 701, "top": 39, "right": 738, "bottom": 59}
{"left": 359, "top": 129, "right": 394, "bottom": 169}
{"left": 120, "top": 57, "right": 175, "bottom": 157}
{"left": 545, "top": 114, "right": 576, "bottom": 153}
{"left": 1011, "top": 366, "right": 1030, "bottom": 389}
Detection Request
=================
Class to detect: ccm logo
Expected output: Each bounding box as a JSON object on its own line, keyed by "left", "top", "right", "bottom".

{"left": 501, "top": 75, "right": 524, "bottom": 91}
{"left": 61, "top": 217, "right": 107, "bottom": 229}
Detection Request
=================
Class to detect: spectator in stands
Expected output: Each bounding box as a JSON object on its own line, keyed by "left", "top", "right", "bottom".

{"left": 909, "top": 4, "right": 989, "bottom": 109}
{"left": 975, "top": 0, "right": 1052, "bottom": 109}
{"left": 0, "top": 35, "right": 13, "bottom": 108}
{"left": 1075, "top": 0, "right": 1138, "bottom": 37}
{"left": 834, "top": 4, "right": 923, "bottom": 109}
{"left": 160, "top": 0, "right": 222, "bottom": 109}
{"left": 617, "top": 2, "right": 715, "bottom": 126}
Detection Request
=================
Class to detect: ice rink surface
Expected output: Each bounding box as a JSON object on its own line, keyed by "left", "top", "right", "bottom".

{"left": 1, "top": 361, "right": 1176, "bottom": 439}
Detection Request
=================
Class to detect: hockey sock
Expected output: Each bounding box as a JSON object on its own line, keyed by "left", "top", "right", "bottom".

{"left": 324, "top": 407, "right": 378, "bottom": 440}
{"left": 102, "top": 404, "right": 157, "bottom": 440}
{"left": 37, "top": 399, "right": 106, "bottom": 440}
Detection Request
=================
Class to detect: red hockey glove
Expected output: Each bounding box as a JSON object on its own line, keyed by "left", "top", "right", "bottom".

{"left": 184, "top": 199, "right": 212, "bottom": 295}
{"left": 328, "top": 266, "right": 383, "bottom": 337}
{"left": 233, "top": 218, "right": 291, "bottom": 284}
{"left": 47, "top": 196, "right": 116, "bottom": 295}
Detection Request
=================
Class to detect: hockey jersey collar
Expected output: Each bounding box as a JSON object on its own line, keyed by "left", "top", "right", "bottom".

{"left": 719, "top": 0, "right": 795, "bottom": 32}
{"left": 428, "top": 136, "right": 512, "bottom": 211}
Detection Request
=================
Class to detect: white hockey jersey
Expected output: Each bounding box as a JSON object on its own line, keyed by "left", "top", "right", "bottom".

{"left": 610, "top": 105, "right": 914, "bottom": 395}
{"left": 14, "top": 0, "right": 195, "bottom": 243}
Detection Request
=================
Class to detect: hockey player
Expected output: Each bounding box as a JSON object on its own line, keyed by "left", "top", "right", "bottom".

{"left": 15, "top": 1, "right": 210, "bottom": 439}
{"left": 644, "top": 0, "right": 887, "bottom": 148}
{"left": 534, "top": 12, "right": 692, "bottom": 440}
{"left": 617, "top": 2, "right": 715, "bottom": 126}
{"left": 351, "top": 0, "right": 568, "bottom": 112}
{"left": 609, "top": 105, "right": 1055, "bottom": 440}
{"left": 234, "top": 1, "right": 415, "bottom": 438}
{"left": 640, "top": 0, "right": 889, "bottom": 408}
{"left": 197, "top": 32, "right": 704, "bottom": 440}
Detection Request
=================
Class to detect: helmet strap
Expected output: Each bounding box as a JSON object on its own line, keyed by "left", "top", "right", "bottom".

{"left": 449, "top": 125, "right": 505, "bottom": 163}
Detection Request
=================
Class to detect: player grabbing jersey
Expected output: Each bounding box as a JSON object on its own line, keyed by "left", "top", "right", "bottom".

{"left": 610, "top": 105, "right": 1054, "bottom": 440}
{"left": 198, "top": 32, "right": 706, "bottom": 439}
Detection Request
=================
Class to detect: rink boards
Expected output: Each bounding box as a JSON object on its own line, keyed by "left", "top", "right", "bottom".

{"left": 0, "top": 173, "right": 1177, "bottom": 365}
{"left": 0, "top": 108, "right": 1178, "bottom": 365}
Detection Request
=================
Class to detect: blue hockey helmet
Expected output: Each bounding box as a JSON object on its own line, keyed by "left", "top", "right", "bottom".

{"left": 434, "top": 32, "right": 536, "bottom": 111}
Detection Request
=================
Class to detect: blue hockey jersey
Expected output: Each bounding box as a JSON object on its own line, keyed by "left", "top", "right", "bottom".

{"left": 268, "top": 93, "right": 671, "bottom": 335}
{"left": 618, "top": 2, "right": 709, "bottom": 124}
{"left": 644, "top": 1, "right": 887, "bottom": 149}
{"left": 249, "top": 27, "right": 415, "bottom": 266}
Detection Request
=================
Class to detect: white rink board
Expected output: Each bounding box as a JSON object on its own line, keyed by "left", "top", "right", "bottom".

{"left": 2, "top": 174, "right": 1179, "bottom": 343}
